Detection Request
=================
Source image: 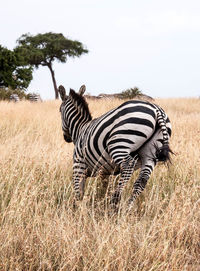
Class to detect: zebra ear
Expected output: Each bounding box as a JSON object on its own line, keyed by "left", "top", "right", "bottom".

{"left": 58, "top": 85, "right": 67, "bottom": 101}
{"left": 79, "top": 85, "right": 86, "bottom": 96}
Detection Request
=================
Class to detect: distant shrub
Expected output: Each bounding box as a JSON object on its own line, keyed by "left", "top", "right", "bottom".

{"left": 0, "top": 87, "right": 27, "bottom": 101}
{"left": 119, "top": 87, "right": 142, "bottom": 99}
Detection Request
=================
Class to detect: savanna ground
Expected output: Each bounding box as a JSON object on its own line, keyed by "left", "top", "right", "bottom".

{"left": 0, "top": 97, "right": 199, "bottom": 271}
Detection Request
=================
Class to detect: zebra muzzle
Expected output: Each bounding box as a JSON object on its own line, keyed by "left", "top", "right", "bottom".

{"left": 64, "top": 134, "right": 72, "bottom": 143}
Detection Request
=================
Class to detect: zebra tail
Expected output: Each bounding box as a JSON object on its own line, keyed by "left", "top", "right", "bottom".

{"left": 155, "top": 106, "right": 173, "bottom": 162}
{"left": 155, "top": 144, "right": 173, "bottom": 162}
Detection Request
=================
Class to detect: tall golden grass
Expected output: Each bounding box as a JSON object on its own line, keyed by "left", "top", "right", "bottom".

{"left": 0, "top": 98, "right": 199, "bottom": 270}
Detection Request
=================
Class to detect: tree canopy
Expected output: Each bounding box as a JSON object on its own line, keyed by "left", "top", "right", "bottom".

{"left": 15, "top": 32, "right": 89, "bottom": 99}
{"left": 0, "top": 45, "right": 33, "bottom": 89}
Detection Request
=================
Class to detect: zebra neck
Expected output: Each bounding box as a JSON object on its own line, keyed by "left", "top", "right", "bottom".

{"left": 68, "top": 105, "right": 92, "bottom": 143}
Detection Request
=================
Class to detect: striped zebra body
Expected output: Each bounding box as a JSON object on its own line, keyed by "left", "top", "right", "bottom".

{"left": 9, "top": 94, "right": 20, "bottom": 102}
{"left": 28, "top": 93, "right": 42, "bottom": 102}
{"left": 58, "top": 85, "right": 172, "bottom": 207}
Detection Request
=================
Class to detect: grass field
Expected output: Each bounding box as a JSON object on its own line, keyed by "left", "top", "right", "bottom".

{"left": 0, "top": 98, "right": 200, "bottom": 270}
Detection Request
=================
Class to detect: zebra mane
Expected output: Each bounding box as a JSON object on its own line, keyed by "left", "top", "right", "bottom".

{"left": 69, "top": 89, "right": 92, "bottom": 121}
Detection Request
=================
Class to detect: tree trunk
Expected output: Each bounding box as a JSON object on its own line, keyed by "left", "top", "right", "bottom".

{"left": 48, "top": 63, "right": 59, "bottom": 99}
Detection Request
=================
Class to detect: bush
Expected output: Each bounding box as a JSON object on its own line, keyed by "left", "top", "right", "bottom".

{"left": 119, "top": 87, "right": 142, "bottom": 99}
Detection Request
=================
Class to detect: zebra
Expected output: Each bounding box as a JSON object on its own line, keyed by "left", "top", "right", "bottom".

{"left": 9, "top": 94, "right": 20, "bottom": 102}
{"left": 58, "top": 85, "right": 172, "bottom": 208}
{"left": 28, "top": 93, "right": 42, "bottom": 102}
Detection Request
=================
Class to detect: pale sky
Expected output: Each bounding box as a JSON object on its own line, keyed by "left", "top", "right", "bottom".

{"left": 1, "top": 0, "right": 200, "bottom": 99}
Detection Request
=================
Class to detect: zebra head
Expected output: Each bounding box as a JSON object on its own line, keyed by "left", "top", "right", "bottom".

{"left": 58, "top": 84, "right": 87, "bottom": 143}
{"left": 58, "top": 85, "right": 72, "bottom": 143}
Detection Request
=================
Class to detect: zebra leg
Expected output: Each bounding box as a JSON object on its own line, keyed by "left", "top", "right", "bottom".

{"left": 128, "top": 127, "right": 169, "bottom": 207}
{"left": 73, "top": 173, "right": 86, "bottom": 201}
{"left": 72, "top": 162, "right": 87, "bottom": 201}
{"left": 128, "top": 161, "right": 155, "bottom": 207}
{"left": 110, "top": 154, "right": 138, "bottom": 207}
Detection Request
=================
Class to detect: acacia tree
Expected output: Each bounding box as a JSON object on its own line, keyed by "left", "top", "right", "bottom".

{"left": 15, "top": 32, "right": 88, "bottom": 99}
{"left": 120, "top": 87, "right": 142, "bottom": 99}
{"left": 0, "top": 45, "right": 33, "bottom": 89}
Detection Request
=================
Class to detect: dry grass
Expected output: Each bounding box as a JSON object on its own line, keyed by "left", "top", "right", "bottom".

{"left": 0, "top": 98, "right": 199, "bottom": 271}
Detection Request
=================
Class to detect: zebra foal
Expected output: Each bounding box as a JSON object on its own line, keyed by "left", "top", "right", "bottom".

{"left": 58, "top": 85, "right": 172, "bottom": 208}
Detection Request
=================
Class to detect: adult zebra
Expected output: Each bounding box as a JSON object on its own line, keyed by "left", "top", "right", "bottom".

{"left": 58, "top": 85, "right": 172, "bottom": 207}
{"left": 28, "top": 93, "right": 42, "bottom": 102}
{"left": 9, "top": 94, "right": 20, "bottom": 102}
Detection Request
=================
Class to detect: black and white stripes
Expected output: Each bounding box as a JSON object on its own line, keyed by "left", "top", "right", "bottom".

{"left": 9, "top": 94, "right": 20, "bottom": 102}
{"left": 28, "top": 93, "right": 42, "bottom": 102}
{"left": 9, "top": 93, "right": 42, "bottom": 102}
{"left": 58, "top": 85, "right": 172, "bottom": 208}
